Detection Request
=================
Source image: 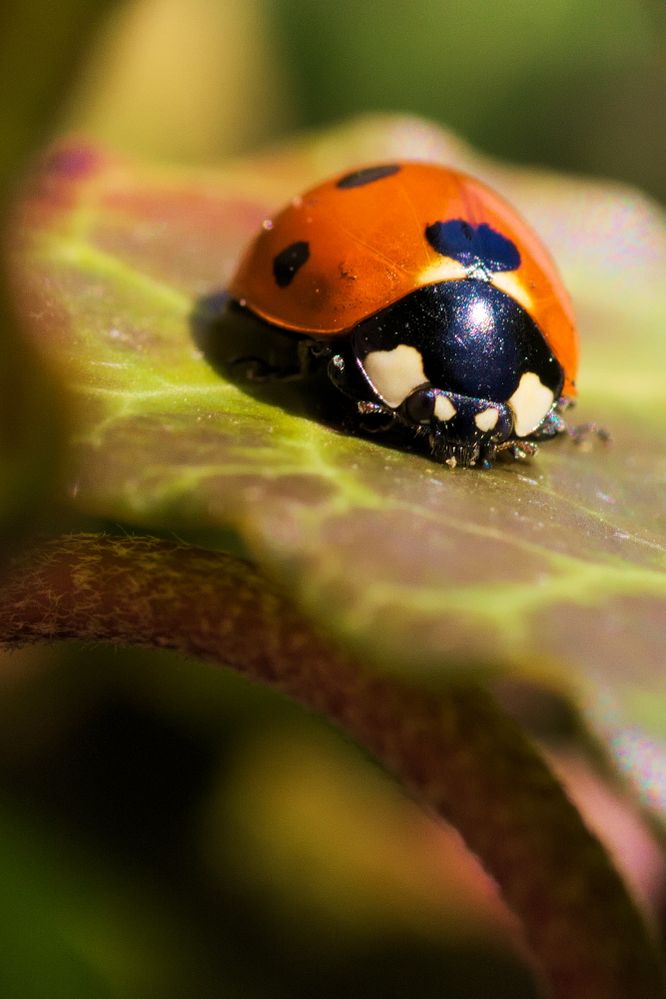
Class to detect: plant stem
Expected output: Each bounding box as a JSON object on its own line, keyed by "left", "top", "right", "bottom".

{"left": 1, "top": 533, "right": 663, "bottom": 998}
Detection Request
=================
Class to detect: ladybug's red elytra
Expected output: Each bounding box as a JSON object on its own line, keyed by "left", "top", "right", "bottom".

{"left": 223, "top": 161, "right": 580, "bottom": 468}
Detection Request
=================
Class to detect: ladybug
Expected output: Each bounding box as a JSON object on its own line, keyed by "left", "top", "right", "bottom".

{"left": 224, "top": 162, "right": 579, "bottom": 468}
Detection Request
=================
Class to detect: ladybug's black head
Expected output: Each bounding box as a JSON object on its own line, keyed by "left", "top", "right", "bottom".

{"left": 398, "top": 386, "right": 515, "bottom": 465}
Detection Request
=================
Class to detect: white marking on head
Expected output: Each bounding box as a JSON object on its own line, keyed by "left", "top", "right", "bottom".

{"left": 363, "top": 345, "right": 427, "bottom": 408}
{"left": 508, "top": 372, "right": 554, "bottom": 436}
{"left": 434, "top": 395, "right": 456, "bottom": 422}
{"left": 475, "top": 407, "right": 499, "bottom": 432}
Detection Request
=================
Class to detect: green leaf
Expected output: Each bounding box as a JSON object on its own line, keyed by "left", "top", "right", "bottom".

{"left": 13, "top": 115, "right": 666, "bottom": 744}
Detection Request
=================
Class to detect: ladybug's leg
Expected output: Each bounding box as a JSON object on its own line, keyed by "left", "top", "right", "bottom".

{"left": 529, "top": 406, "right": 567, "bottom": 440}
{"left": 357, "top": 400, "right": 393, "bottom": 416}
{"left": 327, "top": 353, "right": 397, "bottom": 431}
{"left": 568, "top": 422, "right": 612, "bottom": 447}
{"left": 531, "top": 398, "right": 610, "bottom": 448}
{"left": 495, "top": 439, "right": 540, "bottom": 461}
{"left": 327, "top": 354, "right": 391, "bottom": 414}
{"left": 326, "top": 353, "right": 354, "bottom": 397}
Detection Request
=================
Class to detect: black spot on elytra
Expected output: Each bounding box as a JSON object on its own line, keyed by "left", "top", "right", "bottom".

{"left": 273, "top": 240, "right": 310, "bottom": 287}
{"left": 336, "top": 164, "right": 401, "bottom": 189}
{"left": 425, "top": 219, "right": 521, "bottom": 273}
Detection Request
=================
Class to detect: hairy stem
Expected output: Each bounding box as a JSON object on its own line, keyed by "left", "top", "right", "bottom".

{"left": 1, "top": 533, "right": 663, "bottom": 998}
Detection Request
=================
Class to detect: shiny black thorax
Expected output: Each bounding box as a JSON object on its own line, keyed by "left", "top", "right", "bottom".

{"left": 352, "top": 279, "right": 563, "bottom": 405}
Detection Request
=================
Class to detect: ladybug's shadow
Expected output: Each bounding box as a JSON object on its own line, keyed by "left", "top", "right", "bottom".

{"left": 190, "top": 292, "right": 420, "bottom": 454}
{"left": 191, "top": 291, "right": 344, "bottom": 426}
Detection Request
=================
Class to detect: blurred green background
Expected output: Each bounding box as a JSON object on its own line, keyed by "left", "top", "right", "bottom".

{"left": 62, "top": 0, "right": 665, "bottom": 197}
{"left": 1, "top": 1, "right": 664, "bottom": 996}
